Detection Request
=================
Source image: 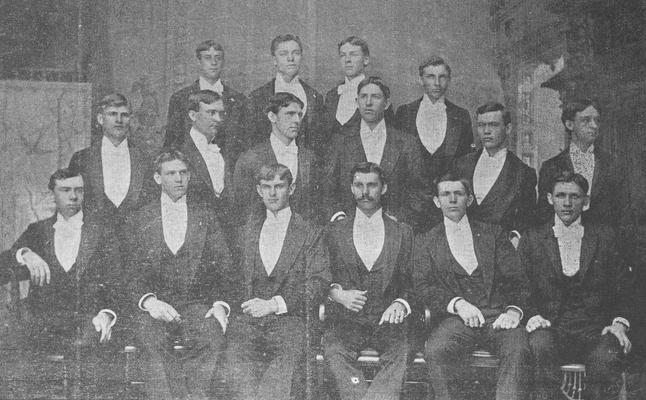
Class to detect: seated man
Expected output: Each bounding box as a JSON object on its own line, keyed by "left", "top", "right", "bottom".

{"left": 127, "top": 149, "right": 235, "bottom": 400}
{"left": 521, "top": 171, "right": 632, "bottom": 400}
{"left": 323, "top": 162, "right": 412, "bottom": 400}
{"left": 225, "top": 163, "right": 330, "bottom": 400}
{"left": 413, "top": 173, "right": 531, "bottom": 400}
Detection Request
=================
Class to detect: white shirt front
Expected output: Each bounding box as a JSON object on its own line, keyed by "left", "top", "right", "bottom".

{"left": 160, "top": 192, "right": 187, "bottom": 254}
{"left": 335, "top": 74, "right": 365, "bottom": 125}
{"left": 553, "top": 215, "right": 584, "bottom": 277}
{"left": 259, "top": 207, "right": 292, "bottom": 276}
{"left": 275, "top": 74, "right": 307, "bottom": 114}
{"left": 353, "top": 208, "right": 385, "bottom": 270}
{"left": 359, "top": 119, "right": 387, "bottom": 164}
{"left": 53, "top": 211, "right": 84, "bottom": 272}
{"left": 101, "top": 136, "right": 131, "bottom": 207}
{"left": 416, "top": 94, "right": 447, "bottom": 155}
{"left": 190, "top": 127, "right": 225, "bottom": 196}
{"left": 270, "top": 133, "right": 298, "bottom": 180}
{"left": 569, "top": 143, "right": 595, "bottom": 211}
{"left": 199, "top": 76, "right": 224, "bottom": 95}
{"left": 473, "top": 148, "right": 508, "bottom": 204}
{"left": 444, "top": 216, "right": 479, "bottom": 275}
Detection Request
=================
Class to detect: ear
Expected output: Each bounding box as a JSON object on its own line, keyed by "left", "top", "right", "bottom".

{"left": 256, "top": 184, "right": 263, "bottom": 198}
{"left": 272, "top": 55, "right": 278, "bottom": 68}
{"left": 582, "top": 195, "right": 589, "bottom": 208}
{"left": 564, "top": 120, "right": 575, "bottom": 132}
{"left": 267, "top": 111, "right": 277, "bottom": 124}
{"left": 188, "top": 109, "right": 197, "bottom": 123}
{"left": 97, "top": 113, "right": 105, "bottom": 126}
{"left": 505, "top": 123, "right": 513, "bottom": 137}
{"left": 384, "top": 97, "right": 392, "bottom": 111}
{"left": 547, "top": 193, "right": 554, "bottom": 206}
{"left": 153, "top": 172, "right": 162, "bottom": 185}
{"left": 288, "top": 183, "right": 296, "bottom": 196}
{"left": 433, "top": 196, "right": 441, "bottom": 209}
{"left": 466, "top": 194, "right": 474, "bottom": 207}
{"left": 362, "top": 56, "right": 370, "bottom": 68}
{"left": 381, "top": 183, "right": 388, "bottom": 196}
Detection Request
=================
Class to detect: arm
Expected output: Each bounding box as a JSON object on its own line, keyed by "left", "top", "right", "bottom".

{"left": 495, "top": 226, "right": 530, "bottom": 315}
{"left": 164, "top": 91, "right": 186, "bottom": 148}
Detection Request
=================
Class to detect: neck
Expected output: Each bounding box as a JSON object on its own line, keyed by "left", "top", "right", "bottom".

{"left": 105, "top": 135, "right": 126, "bottom": 147}
{"left": 427, "top": 95, "right": 443, "bottom": 104}
{"left": 271, "top": 130, "right": 293, "bottom": 146}
{"left": 346, "top": 72, "right": 363, "bottom": 81}
{"left": 200, "top": 74, "right": 219, "bottom": 85}
{"left": 193, "top": 126, "right": 214, "bottom": 141}
{"left": 59, "top": 210, "right": 79, "bottom": 221}
{"left": 446, "top": 214, "right": 465, "bottom": 224}
{"left": 269, "top": 206, "right": 289, "bottom": 217}
{"left": 572, "top": 137, "right": 594, "bottom": 152}
{"left": 278, "top": 71, "right": 298, "bottom": 83}
{"left": 166, "top": 193, "right": 186, "bottom": 203}
{"left": 358, "top": 206, "right": 380, "bottom": 218}
{"left": 484, "top": 147, "right": 504, "bottom": 157}
{"left": 364, "top": 118, "right": 383, "bottom": 131}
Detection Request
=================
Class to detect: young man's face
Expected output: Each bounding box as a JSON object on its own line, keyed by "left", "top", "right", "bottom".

{"left": 419, "top": 64, "right": 450, "bottom": 102}
{"left": 351, "top": 171, "right": 386, "bottom": 216}
{"left": 548, "top": 181, "right": 588, "bottom": 226}
{"left": 189, "top": 100, "right": 225, "bottom": 138}
{"left": 339, "top": 42, "right": 368, "bottom": 79}
{"left": 269, "top": 102, "right": 303, "bottom": 142}
{"left": 98, "top": 105, "right": 131, "bottom": 143}
{"left": 154, "top": 159, "right": 190, "bottom": 202}
{"left": 476, "top": 110, "right": 509, "bottom": 153}
{"left": 256, "top": 176, "right": 294, "bottom": 214}
{"left": 198, "top": 47, "right": 224, "bottom": 82}
{"left": 53, "top": 175, "right": 84, "bottom": 220}
{"left": 273, "top": 40, "right": 302, "bottom": 80}
{"left": 433, "top": 180, "right": 473, "bottom": 223}
{"left": 566, "top": 105, "right": 600, "bottom": 147}
{"left": 357, "top": 83, "right": 390, "bottom": 125}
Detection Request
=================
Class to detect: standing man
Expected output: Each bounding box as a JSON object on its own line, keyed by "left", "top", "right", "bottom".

{"left": 127, "top": 149, "right": 235, "bottom": 400}
{"left": 323, "top": 162, "right": 413, "bottom": 400}
{"left": 164, "top": 40, "right": 247, "bottom": 161}
{"left": 413, "top": 173, "right": 531, "bottom": 400}
{"left": 247, "top": 34, "right": 326, "bottom": 155}
{"left": 225, "top": 163, "right": 330, "bottom": 400}
{"left": 522, "top": 171, "right": 632, "bottom": 400}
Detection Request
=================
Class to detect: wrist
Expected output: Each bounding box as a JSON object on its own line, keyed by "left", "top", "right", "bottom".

{"left": 272, "top": 298, "right": 280, "bottom": 313}
{"left": 142, "top": 297, "right": 157, "bottom": 310}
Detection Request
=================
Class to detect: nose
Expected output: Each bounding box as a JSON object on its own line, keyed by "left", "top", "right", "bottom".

{"left": 563, "top": 196, "right": 572, "bottom": 207}
{"left": 433, "top": 76, "right": 440, "bottom": 86}
{"left": 589, "top": 119, "right": 598, "bottom": 129}
{"left": 69, "top": 191, "right": 78, "bottom": 201}
{"left": 115, "top": 114, "right": 122, "bottom": 123}
{"left": 213, "top": 112, "right": 223, "bottom": 123}
{"left": 287, "top": 53, "right": 294, "bottom": 61}
{"left": 269, "top": 187, "right": 277, "bottom": 196}
{"left": 449, "top": 193, "right": 458, "bottom": 203}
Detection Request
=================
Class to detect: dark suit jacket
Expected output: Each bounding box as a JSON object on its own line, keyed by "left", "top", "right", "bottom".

{"left": 164, "top": 80, "right": 248, "bottom": 160}
{"left": 413, "top": 220, "right": 529, "bottom": 319}
{"left": 233, "top": 140, "right": 321, "bottom": 223}
{"left": 452, "top": 149, "right": 537, "bottom": 233}
{"left": 519, "top": 222, "right": 632, "bottom": 330}
{"left": 247, "top": 79, "right": 326, "bottom": 155}
{"left": 322, "top": 123, "right": 423, "bottom": 224}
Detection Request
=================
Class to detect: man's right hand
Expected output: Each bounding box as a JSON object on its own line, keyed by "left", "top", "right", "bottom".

{"left": 525, "top": 315, "right": 551, "bottom": 332}
{"left": 21, "top": 250, "right": 50, "bottom": 286}
{"left": 143, "top": 298, "right": 181, "bottom": 322}
{"left": 330, "top": 287, "right": 367, "bottom": 312}
{"left": 455, "top": 299, "right": 485, "bottom": 328}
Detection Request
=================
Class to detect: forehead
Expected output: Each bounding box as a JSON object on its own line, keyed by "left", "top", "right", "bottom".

{"left": 339, "top": 42, "right": 364, "bottom": 54}
{"left": 574, "top": 105, "right": 599, "bottom": 119}
{"left": 277, "top": 102, "right": 302, "bottom": 114}
{"left": 437, "top": 180, "right": 466, "bottom": 193}
{"left": 199, "top": 100, "right": 225, "bottom": 111}
{"left": 477, "top": 110, "right": 504, "bottom": 123}
{"left": 259, "top": 176, "right": 289, "bottom": 186}
{"left": 352, "top": 171, "right": 381, "bottom": 184}
{"left": 55, "top": 175, "right": 84, "bottom": 188}
{"left": 422, "top": 64, "right": 449, "bottom": 76}
{"left": 159, "top": 159, "right": 188, "bottom": 172}
{"left": 275, "top": 40, "right": 301, "bottom": 52}
{"left": 359, "top": 83, "right": 384, "bottom": 96}
{"left": 102, "top": 105, "right": 130, "bottom": 114}
{"left": 553, "top": 181, "right": 585, "bottom": 195}
{"left": 199, "top": 47, "right": 224, "bottom": 57}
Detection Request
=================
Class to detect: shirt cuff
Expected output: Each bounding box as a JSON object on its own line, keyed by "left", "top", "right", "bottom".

{"left": 392, "top": 298, "right": 411, "bottom": 316}
{"left": 138, "top": 293, "right": 157, "bottom": 311}
{"left": 613, "top": 317, "right": 630, "bottom": 330}
{"left": 330, "top": 211, "right": 346, "bottom": 222}
{"left": 510, "top": 230, "right": 521, "bottom": 240}
{"left": 213, "top": 301, "right": 231, "bottom": 317}
{"left": 16, "top": 247, "right": 31, "bottom": 264}
{"left": 505, "top": 305, "right": 524, "bottom": 321}
{"left": 447, "top": 297, "right": 463, "bottom": 314}
{"left": 272, "top": 295, "right": 287, "bottom": 315}
{"left": 98, "top": 309, "right": 117, "bottom": 328}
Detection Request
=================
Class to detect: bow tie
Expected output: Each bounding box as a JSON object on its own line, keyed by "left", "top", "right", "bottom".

{"left": 54, "top": 219, "right": 83, "bottom": 232}
{"left": 553, "top": 223, "right": 584, "bottom": 239}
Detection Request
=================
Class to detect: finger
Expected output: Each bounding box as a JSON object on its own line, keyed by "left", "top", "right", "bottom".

{"left": 106, "top": 328, "right": 112, "bottom": 343}
{"left": 545, "top": 320, "right": 551, "bottom": 328}
{"left": 92, "top": 318, "right": 100, "bottom": 332}
{"left": 100, "top": 326, "right": 108, "bottom": 343}
{"left": 477, "top": 311, "right": 485, "bottom": 325}
{"left": 44, "top": 264, "right": 51, "bottom": 285}
{"left": 356, "top": 295, "right": 368, "bottom": 302}
{"left": 241, "top": 300, "right": 250, "bottom": 309}
{"left": 389, "top": 312, "right": 396, "bottom": 324}
{"left": 625, "top": 339, "right": 632, "bottom": 354}
{"left": 378, "top": 314, "right": 386, "bottom": 325}
{"left": 601, "top": 326, "right": 610, "bottom": 335}
{"left": 526, "top": 323, "right": 535, "bottom": 333}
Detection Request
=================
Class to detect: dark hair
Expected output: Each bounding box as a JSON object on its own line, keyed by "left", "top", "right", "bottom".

{"left": 264, "top": 92, "right": 304, "bottom": 115}
{"left": 154, "top": 148, "right": 191, "bottom": 174}
{"left": 97, "top": 93, "right": 129, "bottom": 113}
{"left": 350, "top": 162, "right": 387, "bottom": 185}
{"left": 255, "top": 163, "right": 293, "bottom": 186}
{"left": 195, "top": 40, "right": 224, "bottom": 58}
{"left": 270, "top": 34, "right": 302, "bottom": 56}
{"left": 187, "top": 90, "right": 222, "bottom": 113}
{"left": 418, "top": 55, "right": 452, "bottom": 77}
{"left": 49, "top": 168, "right": 83, "bottom": 191}
{"left": 338, "top": 36, "right": 369, "bottom": 56}
{"left": 357, "top": 76, "right": 390, "bottom": 99}
{"left": 561, "top": 98, "right": 599, "bottom": 134}
{"left": 550, "top": 170, "right": 589, "bottom": 195}
{"left": 433, "top": 172, "right": 472, "bottom": 197}
{"left": 476, "top": 101, "right": 511, "bottom": 126}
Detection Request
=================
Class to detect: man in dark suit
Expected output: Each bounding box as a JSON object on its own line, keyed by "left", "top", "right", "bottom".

{"left": 234, "top": 92, "right": 321, "bottom": 223}
{"left": 537, "top": 98, "right": 626, "bottom": 226}
{"left": 69, "top": 93, "right": 155, "bottom": 217}
{"left": 395, "top": 56, "right": 474, "bottom": 230}
{"left": 522, "top": 171, "right": 632, "bottom": 400}
{"left": 323, "top": 162, "right": 413, "bottom": 400}
{"left": 224, "top": 163, "right": 330, "bottom": 400}
{"left": 452, "top": 102, "right": 536, "bottom": 243}
{"left": 127, "top": 149, "right": 234, "bottom": 400}
{"left": 164, "top": 40, "right": 247, "bottom": 161}
{"left": 246, "top": 34, "right": 326, "bottom": 156}
{"left": 323, "top": 77, "right": 423, "bottom": 226}
{"left": 413, "top": 173, "right": 531, "bottom": 400}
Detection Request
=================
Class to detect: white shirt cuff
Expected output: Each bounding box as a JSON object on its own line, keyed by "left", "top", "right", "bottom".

{"left": 505, "top": 305, "right": 524, "bottom": 321}
{"left": 138, "top": 293, "right": 157, "bottom": 311}
{"left": 393, "top": 298, "right": 411, "bottom": 316}
{"left": 213, "top": 301, "right": 231, "bottom": 317}
{"left": 447, "top": 297, "right": 463, "bottom": 314}
{"left": 510, "top": 230, "right": 521, "bottom": 240}
{"left": 99, "top": 309, "right": 117, "bottom": 328}
{"left": 613, "top": 317, "right": 630, "bottom": 330}
{"left": 16, "top": 247, "right": 31, "bottom": 264}
{"left": 272, "top": 295, "right": 287, "bottom": 315}
{"left": 330, "top": 211, "right": 347, "bottom": 222}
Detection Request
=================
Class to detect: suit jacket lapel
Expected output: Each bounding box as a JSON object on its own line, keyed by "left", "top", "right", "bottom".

{"left": 121, "top": 144, "right": 145, "bottom": 209}
{"left": 271, "top": 215, "right": 307, "bottom": 283}
{"left": 442, "top": 101, "right": 462, "bottom": 157}
{"left": 42, "top": 217, "right": 57, "bottom": 270}
{"left": 242, "top": 218, "right": 263, "bottom": 298}
{"left": 186, "top": 205, "right": 207, "bottom": 283}
{"left": 471, "top": 223, "right": 495, "bottom": 297}
{"left": 184, "top": 138, "right": 215, "bottom": 196}
{"left": 371, "top": 216, "right": 398, "bottom": 275}
{"left": 74, "top": 216, "right": 99, "bottom": 279}
{"left": 578, "top": 225, "right": 597, "bottom": 278}
{"left": 339, "top": 217, "right": 365, "bottom": 276}
{"left": 543, "top": 224, "right": 564, "bottom": 277}
{"left": 90, "top": 144, "right": 105, "bottom": 201}
{"left": 348, "top": 126, "right": 368, "bottom": 163}
{"left": 379, "top": 127, "right": 401, "bottom": 178}
{"left": 479, "top": 152, "right": 513, "bottom": 206}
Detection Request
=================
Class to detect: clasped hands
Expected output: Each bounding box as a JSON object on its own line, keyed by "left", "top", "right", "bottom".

{"left": 455, "top": 299, "right": 520, "bottom": 330}
{"left": 144, "top": 297, "right": 228, "bottom": 333}
{"left": 329, "top": 286, "right": 406, "bottom": 325}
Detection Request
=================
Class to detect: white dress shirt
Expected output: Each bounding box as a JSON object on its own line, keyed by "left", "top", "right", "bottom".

{"left": 360, "top": 119, "right": 387, "bottom": 164}
{"left": 416, "top": 94, "right": 447, "bottom": 154}
{"left": 473, "top": 148, "right": 508, "bottom": 204}
{"left": 353, "top": 208, "right": 385, "bottom": 270}
{"left": 199, "top": 76, "right": 224, "bottom": 95}
{"left": 101, "top": 136, "right": 131, "bottom": 207}
{"left": 270, "top": 133, "right": 298, "bottom": 180}
{"left": 53, "top": 211, "right": 84, "bottom": 272}
{"left": 160, "top": 192, "right": 187, "bottom": 254}
{"left": 275, "top": 74, "right": 307, "bottom": 114}
{"left": 335, "top": 74, "right": 365, "bottom": 125}
{"left": 569, "top": 143, "right": 595, "bottom": 211}
{"left": 190, "top": 127, "right": 225, "bottom": 196}
{"left": 259, "top": 207, "right": 292, "bottom": 314}
{"left": 444, "top": 216, "right": 479, "bottom": 275}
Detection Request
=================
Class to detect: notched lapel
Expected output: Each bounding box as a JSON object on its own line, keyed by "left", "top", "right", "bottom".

{"left": 578, "top": 227, "right": 598, "bottom": 278}
{"left": 270, "top": 216, "right": 308, "bottom": 283}
{"left": 121, "top": 146, "right": 145, "bottom": 208}
{"left": 471, "top": 225, "right": 495, "bottom": 296}
{"left": 75, "top": 219, "right": 100, "bottom": 279}
{"left": 544, "top": 227, "right": 564, "bottom": 277}
{"left": 379, "top": 130, "right": 400, "bottom": 177}
{"left": 243, "top": 219, "right": 263, "bottom": 294}
{"left": 186, "top": 207, "right": 207, "bottom": 283}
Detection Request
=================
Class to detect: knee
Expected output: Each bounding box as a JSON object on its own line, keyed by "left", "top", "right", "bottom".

{"left": 499, "top": 328, "right": 531, "bottom": 361}
{"left": 424, "top": 336, "right": 452, "bottom": 362}
{"left": 529, "top": 330, "right": 556, "bottom": 360}
{"left": 587, "top": 336, "right": 622, "bottom": 376}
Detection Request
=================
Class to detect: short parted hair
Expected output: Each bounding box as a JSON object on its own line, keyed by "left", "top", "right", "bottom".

{"left": 357, "top": 76, "right": 390, "bottom": 99}
{"left": 550, "top": 170, "right": 589, "bottom": 195}
{"left": 270, "top": 34, "right": 303, "bottom": 56}
{"left": 195, "top": 40, "right": 224, "bottom": 59}
{"left": 476, "top": 101, "right": 512, "bottom": 126}
{"left": 48, "top": 168, "right": 82, "bottom": 191}
{"left": 433, "top": 172, "right": 472, "bottom": 197}
{"left": 154, "top": 148, "right": 191, "bottom": 174}
{"left": 255, "top": 163, "right": 293, "bottom": 186}
{"left": 187, "top": 90, "right": 222, "bottom": 113}
{"left": 561, "top": 98, "right": 599, "bottom": 133}
{"left": 264, "top": 92, "right": 304, "bottom": 115}
{"left": 338, "top": 36, "right": 369, "bottom": 56}
{"left": 418, "top": 55, "right": 452, "bottom": 77}
{"left": 97, "top": 93, "right": 129, "bottom": 113}
{"left": 350, "top": 162, "right": 387, "bottom": 185}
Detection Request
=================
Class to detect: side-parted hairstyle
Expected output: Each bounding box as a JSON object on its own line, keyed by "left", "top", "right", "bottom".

{"left": 476, "top": 101, "right": 512, "bottom": 126}
{"left": 255, "top": 163, "right": 293, "bottom": 186}
{"left": 433, "top": 172, "right": 472, "bottom": 197}
{"left": 550, "top": 170, "right": 589, "bottom": 195}
{"left": 350, "top": 162, "right": 387, "bottom": 185}
{"left": 195, "top": 40, "right": 224, "bottom": 58}
{"left": 264, "top": 92, "right": 304, "bottom": 115}
{"left": 187, "top": 90, "right": 222, "bottom": 113}
{"left": 561, "top": 98, "right": 599, "bottom": 133}
{"left": 270, "top": 34, "right": 302, "bottom": 56}
{"left": 154, "top": 148, "right": 191, "bottom": 174}
{"left": 49, "top": 168, "right": 82, "bottom": 191}
{"left": 357, "top": 76, "right": 390, "bottom": 99}
{"left": 338, "top": 36, "right": 369, "bottom": 56}
{"left": 418, "top": 55, "right": 452, "bottom": 77}
{"left": 97, "top": 93, "right": 129, "bottom": 113}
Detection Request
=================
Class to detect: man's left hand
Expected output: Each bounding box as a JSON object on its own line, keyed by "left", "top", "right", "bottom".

{"left": 92, "top": 312, "right": 113, "bottom": 344}
{"left": 379, "top": 302, "right": 406, "bottom": 325}
{"left": 602, "top": 323, "right": 632, "bottom": 354}
{"left": 492, "top": 310, "right": 520, "bottom": 330}
{"left": 241, "top": 298, "right": 278, "bottom": 318}
{"left": 205, "top": 304, "right": 228, "bottom": 334}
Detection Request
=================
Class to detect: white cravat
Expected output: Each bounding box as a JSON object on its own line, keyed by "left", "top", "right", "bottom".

{"left": 335, "top": 74, "right": 364, "bottom": 125}
{"left": 53, "top": 212, "right": 84, "bottom": 272}
{"left": 359, "top": 119, "right": 387, "bottom": 164}
{"left": 553, "top": 215, "right": 584, "bottom": 277}
{"left": 259, "top": 207, "right": 292, "bottom": 276}
{"left": 444, "top": 216, "right": 479, "bottom": 275}
{"left": 160, "top": 192, "right": 187, "bottom": 255}
{"left": 190, "top": 127, "right": 225, "bottom": 196}
{"left": 101, "top": 136, "right": 131, "bottom": 207}
{"left": 270, "top": 133, "right": 298, "bottom": 180}
{"left": 275, "top": 74, "right": 307, "bottom": 114}
{"left": 569, "top": 143, "right": 595, "bottom": 211}
{"left": 353, "top": 208, "right": 385, "bottom": 270}
{"left": 416, "top": 94, "right": 447, "bottom": 154}
{"left": 473, "top": 148, "right": 508, "bottom": 204}
{"left": 199, "top": 76, "right": 224, "bottom": 95}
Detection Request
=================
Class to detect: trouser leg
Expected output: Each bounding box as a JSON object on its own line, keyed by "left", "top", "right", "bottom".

{"left": 487, "top": 325, "right": 531, "bottom": 400}
{"left": 323, "top": 323, "right": 369, "bottom": 400}
{"left": 365, "top": 322, "right": 409, "bottom": 400}
{"left": 528, "top": 329, "right": 559, "bottom": 400}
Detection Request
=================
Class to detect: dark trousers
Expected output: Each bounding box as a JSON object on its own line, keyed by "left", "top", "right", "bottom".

{"left": 424, "top": 316, "right": 531, "bottom": 400}
{"left": 529, "top": 326, "right": 626, "bottom": 400}
{"left": 323, "top": 319, "right": 409, "bottom": 400}
{"left": 135, "top": 303, "right": 225, "bottom": 400}
{"left": 224, "top": 313, "right": 305, "bottom": 400}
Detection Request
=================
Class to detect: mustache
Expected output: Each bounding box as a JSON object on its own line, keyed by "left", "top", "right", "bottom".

{"left": 355, "top": 195, "right": 375, "bottom": 202}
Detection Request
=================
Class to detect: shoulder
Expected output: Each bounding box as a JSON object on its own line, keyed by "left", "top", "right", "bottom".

{"left": 223, "top": 84, "right": 246, "bottom": 102}
{"left": 543, "top": 149, "right": 569, "bottom": 167}
{"left": 585, "top": 222, "right": 616, "bottom": 240}
{"left": 249, "top": 81, "right": 274, "bottom": 100}
{"left": 445, "top": 99, "right": 470, "bottom": 116}
{"left": 507, "top": 151, "right": 536, "bottom": 174}
{"left": 471, "top": 220, "right": 502, "bottom": 237}
{"left": 71, "top": 145, "right": 93, "bottom": 161}
{"left": 325, "top": 85, "right": 340, "bottom": 101}
{"left": 170, "top": 82, "right": 198, "bottom": 100}
{"left": 300, "top": 80, "right": 323, "bottom": 98}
